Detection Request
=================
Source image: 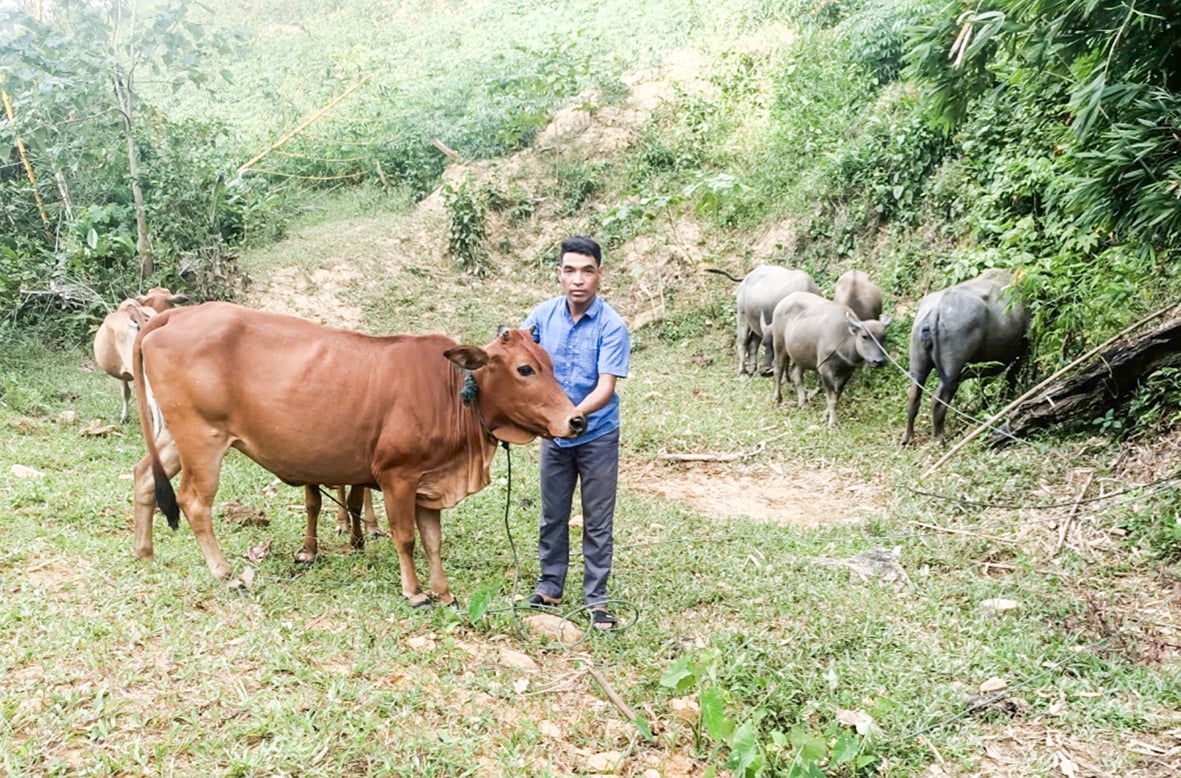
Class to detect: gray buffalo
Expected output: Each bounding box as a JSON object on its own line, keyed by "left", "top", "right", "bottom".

{"left": 901, "top": 268, "right": 1030, "bottom": 446}
{"left": 771, "top": 291, "right": 892, "bottom": 429}
{"left": 708, "top": 265, "right": 821, "bottom": 376}
{"left": 833, "top": 269, "right": 883, "bottom": 322}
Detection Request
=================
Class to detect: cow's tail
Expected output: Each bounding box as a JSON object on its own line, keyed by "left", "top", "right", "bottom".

{"left": 131, "top": 312, "right": 180, "bottom": 531}
{"left": 705, "top": 267, "right": 744, "bottom": 283}
{"left": 922, "top": 307, "right": 953, "bottom": 389}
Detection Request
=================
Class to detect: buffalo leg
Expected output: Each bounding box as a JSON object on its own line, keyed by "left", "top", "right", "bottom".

{"left": 772, "top": 341, "right": 789, "bottom": 405}
{"left": 297, "top": 486, "right": 321, "bottom": 564}
{"left": 822, "top": 368, "right": 853, "bottom": 430}
{"left": 790, "top": 363, "right": 807, "bottom": 408}
{"left": 759, "top": 331, "right": 775, "bottom": 376}
{"left": 132, "top": 426, "right": 180, "bottom": 561}
{"left": 902, "top": 360, "right": 934, "bottom": 446}
{"left": 415, "top": 505, "right": 453, "bottom": 605}
{"left": 736, "top": 312, "right": 750, "bottom": 375}
{"left": 931, "top": 379, "right": 961, "bottom": 447}
{"left": 380, "top": 480, "right": 430, "bottom": 607}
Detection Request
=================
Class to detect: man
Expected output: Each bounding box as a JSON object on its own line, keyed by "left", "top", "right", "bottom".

{"left": 523, "top": 236, "right": 631, "bottom": 630}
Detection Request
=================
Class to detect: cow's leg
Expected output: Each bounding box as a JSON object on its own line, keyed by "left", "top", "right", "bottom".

{"left": 346, "top": 485, "right": 366, "bottom": 549}
{"left": 132, "top": 426, "right": 179, "bottom": 561}
{"left": 380, "top": 480, "right": 429, "bottom": 607}
{"left": 174, "top": 439, "right": 233, "bottom": 582}
{"left": 362, "top": 487, "right": 381, "bottom": 538}
{"left": 297, "top": 486, "right": 321, "bottom": 564}
{"left": 119, "top": 379, "right": 131, "bottom": 424}
{"left": 334, "top": 486, "right": 349, "bottom": 536}
{"left": 415, "top": 505, "right": 453, "bottom": 606}
{"left": 931, "top": 378, "right": 960, "bottom": 447}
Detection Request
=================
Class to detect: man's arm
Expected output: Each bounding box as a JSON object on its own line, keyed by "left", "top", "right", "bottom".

{"left": 575, "top": 374, "right": 618, "bottom": 417}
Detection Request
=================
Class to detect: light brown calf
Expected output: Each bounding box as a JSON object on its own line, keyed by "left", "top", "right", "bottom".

{"left": 93, "top": 287, "right": 187, "bottom": 422}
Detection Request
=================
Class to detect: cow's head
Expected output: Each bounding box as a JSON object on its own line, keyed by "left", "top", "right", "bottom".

{"left": 846, "top": 311, "right": 891, "bottom": 368}
{"left": 445, "top": 328, "right": 587, "bottom": 444}
{"left": 137, "top": 286, "right": 188, "bottom": 313}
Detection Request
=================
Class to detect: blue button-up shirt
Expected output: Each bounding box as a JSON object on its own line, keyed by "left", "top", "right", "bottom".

{"left": 523, "top": 295, "right": 631, "bottom": 448}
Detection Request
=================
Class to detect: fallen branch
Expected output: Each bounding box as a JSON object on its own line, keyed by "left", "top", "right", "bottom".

{"left": 431, "top": 138, "right": 461, "bottom": 161}
{"left": 586, "top": 665, "right": 639, "bottom": 723}
{"left": 922, "top": 302, "right": 1181, "bottom": 479}
{"left": 910, "top": 521, "right": 1018, "bottom": 545}
{"left": 1054, "top": 473, "right": 1093, "bottom": 557}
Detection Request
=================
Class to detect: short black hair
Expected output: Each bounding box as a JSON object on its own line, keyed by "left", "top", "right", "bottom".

{"left": 559, "top": 235, "right": 602, "bottom": 266}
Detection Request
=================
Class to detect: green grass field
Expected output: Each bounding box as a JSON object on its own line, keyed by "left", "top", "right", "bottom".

{"left": 1, "top": 209, "right": 1178, "bottom": 775}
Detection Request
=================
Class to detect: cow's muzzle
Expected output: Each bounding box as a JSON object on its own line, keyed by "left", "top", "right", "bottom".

{"left": 569, "top": 415, "right": 588, "bottom": 437}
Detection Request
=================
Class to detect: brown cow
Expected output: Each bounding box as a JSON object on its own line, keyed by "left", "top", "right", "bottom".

{"left": 93, "top": 286, "right": 187, "bottom": 422}
{"left": 131, "top": 302, "right": 586, "bottom": 606}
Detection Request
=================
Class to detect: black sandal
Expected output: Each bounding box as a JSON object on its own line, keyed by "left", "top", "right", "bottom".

{"left": 590, "top": 609, "right": 617, "bottom": 631}
{"left": 526, "top": 593, "right": 560, "bottom": 609}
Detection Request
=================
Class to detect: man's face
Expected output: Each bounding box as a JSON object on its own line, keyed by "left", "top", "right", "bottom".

{"left": 559, "top": 251, "right": 602, "bottom": 304}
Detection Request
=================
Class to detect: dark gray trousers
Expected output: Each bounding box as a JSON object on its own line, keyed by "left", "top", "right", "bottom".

{"left": 536, "top": 427, "right": 619, "bottom": 606}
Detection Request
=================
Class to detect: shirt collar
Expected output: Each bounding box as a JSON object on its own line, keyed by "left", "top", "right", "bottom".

{"left": 566, "top": 294, "right": 602, "bottom": 322}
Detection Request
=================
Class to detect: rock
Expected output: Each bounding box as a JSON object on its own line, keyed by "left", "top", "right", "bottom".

{"left": 497, "top": 648, "right": 538, "bottom": 671}
{"left": 522, "top": 613, "right": 584, "bottom": 644}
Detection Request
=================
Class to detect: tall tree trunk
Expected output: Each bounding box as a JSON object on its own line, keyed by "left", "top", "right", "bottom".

{"left": 113, "top": 70, "right": 154, "bottom": 277}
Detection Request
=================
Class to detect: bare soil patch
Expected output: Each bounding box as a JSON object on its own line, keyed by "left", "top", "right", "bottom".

{"left": 624, "top": 460, "right": 887, "bottom": 526}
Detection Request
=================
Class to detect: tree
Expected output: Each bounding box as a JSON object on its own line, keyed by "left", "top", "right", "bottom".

{"left": 2, "top": 0, "right": 238, "bottom": 277}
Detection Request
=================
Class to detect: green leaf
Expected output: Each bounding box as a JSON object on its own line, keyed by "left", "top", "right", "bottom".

{"left": 466, "top": 588, "right": 490, "bottom": 622}
{"left": 659, "top": 658, "right": 697, "bottom": 692}
{"left": 701, "top": 686, "right": 728, "bottom": 741}
{"left": 632, "top": 715, "right": 653, "bottom": 740}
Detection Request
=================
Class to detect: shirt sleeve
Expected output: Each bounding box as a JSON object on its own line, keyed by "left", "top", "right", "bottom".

{"left": 598, "top": 314, "right": 631, "bottom": 378}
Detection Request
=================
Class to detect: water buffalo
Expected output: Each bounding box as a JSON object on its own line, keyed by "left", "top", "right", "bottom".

{"left": 833, "top": 269, "right": 883, "bottom": 322}
{"left": 901, "top": 268, "right": 1030, "bottom": 446}
{"left": 770, "top": 291, "right": 892, "bottom": 429}
{"left": 708, "top": 265, "right": 821, "bottom": 376}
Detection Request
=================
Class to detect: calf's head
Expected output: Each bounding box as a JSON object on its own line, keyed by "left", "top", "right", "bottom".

{"left": 847, "top": 311, "right": 892, "bottom": 368}
{"left": 445, "top": 327, "right": 586, "bottom": 444}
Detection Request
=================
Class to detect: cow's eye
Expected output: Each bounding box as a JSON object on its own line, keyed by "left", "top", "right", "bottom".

{"left": 517, "top": 365, "right": 535, "bottom": 377}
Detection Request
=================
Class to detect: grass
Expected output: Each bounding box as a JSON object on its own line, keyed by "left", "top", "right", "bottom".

{"left": 2, "top": 247, "right": 1179, "bottom": 776}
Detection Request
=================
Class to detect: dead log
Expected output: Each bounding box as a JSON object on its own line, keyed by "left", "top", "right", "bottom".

{"left": 1004, "top": 316, "right": 1181, "bottom": 438}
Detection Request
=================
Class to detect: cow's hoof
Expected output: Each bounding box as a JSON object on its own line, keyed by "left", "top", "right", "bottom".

{"left": 294, "top": 551, "right": 316, "bottom": 565}
{"left": 407, "top": 593, "right": 432, "bottom": 609}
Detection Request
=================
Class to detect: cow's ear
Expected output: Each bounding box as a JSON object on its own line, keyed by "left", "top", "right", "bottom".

{"left": 169, "top": 294, "right": 189, "bottom": 306}
{"left": 528, "top": 323, "right": 539, "bottom": 342}
{"left": 445, "top": 346, "right": 489, "bottom": 371}
{"left": 879, "top": 314, "right": 892, "bottom": 329}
